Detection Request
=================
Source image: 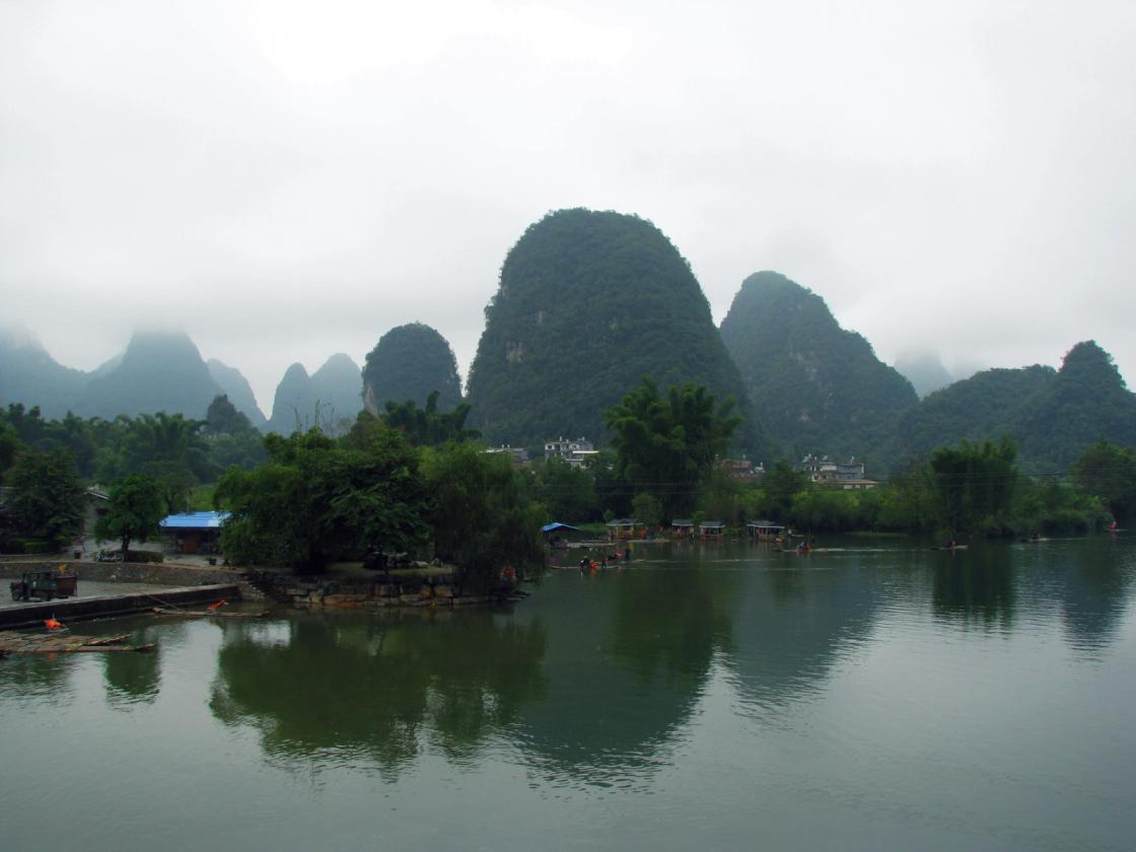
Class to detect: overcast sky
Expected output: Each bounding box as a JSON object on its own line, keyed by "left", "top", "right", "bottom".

{"left": 2, "top": 0, "right": 1133, "bottom": 413}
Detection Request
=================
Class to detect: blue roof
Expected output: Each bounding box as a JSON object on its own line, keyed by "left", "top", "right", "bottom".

{"left": 541, "top": 522, "right": 582, "bottom": 533}
{"left": 160, "top": 511, "right": 230, "bottom": 530}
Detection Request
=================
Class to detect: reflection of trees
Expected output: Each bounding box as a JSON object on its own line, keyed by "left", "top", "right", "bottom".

{"left": 722, "top": 564, "right": 880, "bottom": 717}
{"left": 209, "top": 611, "right": 546, "bottom": 777}
{"left": 932, "top": 547, "right": 1015, "bottom": 631}
{"left": 1056, "top": 541, "right": 1133, "bottom": 653}
{"left": 0, "top": 654, "right": 76, "bottom": 704}
{"left": 513, "top": 567, "right": 736, "bottom": 787}
{"left": 103, "top": 649, "right": 161, "bottom": 707}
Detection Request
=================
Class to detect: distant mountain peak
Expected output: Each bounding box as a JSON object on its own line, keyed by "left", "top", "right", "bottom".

{"left": 720, "top": 270, "right": 916, "bottom": 462}
{"left": 363, "top": 323, "right": 462, "bottom": 413}
{"left": 1059, "top": 340, "right": 1127, "bottom": 389}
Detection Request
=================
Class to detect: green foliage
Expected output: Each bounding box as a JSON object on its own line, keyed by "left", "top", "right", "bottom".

{"left": 421, "top": 442, "right": 545, "bottom": 591}
{"left": 928, "top": 438, "right": 1018, "bottom": 536}
{"left": 466, "top": 208, "right": 760, "bottom": 453}
{"left": 206, "top": 394, "right": 252, "bottom": 435}
{"left": 217, "top": 426, "right": 429, "bottom": 572}
{"left": 697, "top": 468, "right": 745, "bottom": 525}
{"left": 203, "top": 395, "right": 267, "bottom": 472}
{"left": 532, "top": 457, "right": 599, "bottom": 522}
{"left": 376, "top": 392, "right": 479, "bottom": 446}
{"left": 0, "top": 419, "right": 18, "bottom": 479}
{"left": 363, "top": 322, "right": 463, "bottom": 413}
{"left": 1011, "top": 476, "right": 1107, "bottom": 534}
{"left": 1, "top": 404, "right": 98, "bottom": 478}
{"left": 5, "top": 448, "right": 84, "bottom": 545}
{"left": 1072, "top": 441, "right": 1136, "bottom": 522}
{"left": 888, "top": 342, "right": 1136, "bottom": 474}
{"left": 96, "top": 474, "right": 165, "bottom": 555}
{"left": 96, "top": 412, "right": 214, "bottom": 513}
{"left": 762, "top": 462, "right": 808, "bottom": 522}
{"left": 604, "top": 379, "right": 740, "bottom": 519}
{"left": 720, "top": 271, "right": 917, "bottom": 464}
{"left": 631, "top": 492, "right": 665, "bottom": 528}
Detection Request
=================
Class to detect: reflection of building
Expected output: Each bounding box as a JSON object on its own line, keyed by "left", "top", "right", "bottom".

{"left": 797, "top": 454, "right": 878, "bottom": 490}
{"left": 484, "top": 445, "right": 530, "bottom": 466}
{"left": 544, "top": 436, "right": 598, "bottom": 468}
{"left": 160, "top": 511, "right": 228, "bottom": 555}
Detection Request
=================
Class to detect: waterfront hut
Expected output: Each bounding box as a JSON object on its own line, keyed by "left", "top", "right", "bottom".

{"left": 541, "top": 521, "right": 584, "bottom": 548}
{"left": 671, "top": 518, "right": 695, "bottom": 539}
{"left": 160, "top": 511, "right": 229, "bottom": 555}
{"left": 699, "top": 520, "right": 726, "bottom": 539}
{"left": 605, "top": 518, "right": 643, "bottom": 541}
{"left": 746, "top": 520, "right": 786, "bottom": 541}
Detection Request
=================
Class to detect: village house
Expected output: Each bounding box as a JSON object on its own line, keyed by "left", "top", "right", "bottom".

{"left": 543, "top": 436, "right": 599, "bottom": 468}
{"left": 798, "top": 454, "right": 878, "bottom": 490}
{"left": 159, "top": 511, "right": 229, "bottom": 556}
{"left": 720, "top": 457, "right": 765, "bottom": 481}
{"left": 484, "top": 445, "right": 530, "bottom": 466}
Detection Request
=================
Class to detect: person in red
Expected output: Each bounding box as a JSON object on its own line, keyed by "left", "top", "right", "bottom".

{"left": 44, "top": 617, "right": 65, "bottom": 631}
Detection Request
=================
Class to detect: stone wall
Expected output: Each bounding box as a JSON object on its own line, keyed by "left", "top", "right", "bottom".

{"left": 246, "top": 570, "right": 507, "bottom": 610}
{"left": 0, "top": 560, "right": 242, "bottom": 587}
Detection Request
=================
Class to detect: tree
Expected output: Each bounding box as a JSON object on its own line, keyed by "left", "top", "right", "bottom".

{"left": 928, "top": 438, "right": 1018, "bottom": 536}
{"left": 5, "top": 448, "right": 84, "bottom": 546}
{"left": 0, "top": 420, "right": 19, "bottom": 480}
{"left": 533, "top": 457, "right": 598, "bottom": 522}
{"left": 1072, "top": 441, "right": 1136, "bottom": 522}
{"left": 422, "top": 442, "right": 544, "bottom": 591}
{"left": 217, "top": 426, "right": 429, "bottom": 572}
{"left": 96, "top": 475, "right": 165, "bottom": 557}
{"left": 604, "top": 379, "right": 741, "bottom": 519}
{"left": 760, "top": 462, "right": 807, "bottom": 523}
{"left": 378, "top": 392, "right": 479, "bottom": 446}
{"left": 205, "top": 394, "right": 253, "bottom": 436}
{"left": 631, "top": 492, "right": 664, "bottom": 528}
{"left": 203, "top": 395, "right": 267, "bottom": 472}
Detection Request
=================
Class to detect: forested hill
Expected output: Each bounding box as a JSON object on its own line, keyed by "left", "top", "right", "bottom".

{"left": 719, "top": 271, "right": 918, "bottom": 464}
{"left": 207, "top": 358, "right": 266, "bottom": 428}
{"left": 363, "top": 323, "right": 462, "bottom": 413}
{"left": 310, "top": 353, "right": 363, "bottom": 427}
{"left": 1016, "top": 341, "right": 1136, "bottom": 469}
{"left": 465, "top": 208, "right": 763, "bottom": 454}
{"left": 266, "top": 363, "right": 314, "bottom": 434}
{"left": 266, "top": 355, "right": 362, "bottom": 435}
{"left": 883, "top": 365, "right": 1056, "bottom": 467}
{"left": 0, "top": 325, "right": 89, "bottom": 419}
{"left": 885, "top": 341, "right": 1136, "bottom": 472}
{"left": 77, "top": 330, "right": 223, "bottom": 420}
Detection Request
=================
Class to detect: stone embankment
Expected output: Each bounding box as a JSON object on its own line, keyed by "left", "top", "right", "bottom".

{"left": 1, "top": 559, "right": 267, "bottom": 600}
{"left": 246, "top": 570, "right": 511, "bottom": 610}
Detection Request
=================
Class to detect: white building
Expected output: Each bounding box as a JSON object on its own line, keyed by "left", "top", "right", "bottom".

{"left": 544, "top": 436, "right": 598, "bottom": 468}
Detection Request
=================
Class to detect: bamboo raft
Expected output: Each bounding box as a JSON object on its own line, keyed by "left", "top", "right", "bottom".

{"left": 0, "top": 630, "right": 156, "bottom": 655}
{"left": 150, "top": 607, "right": 270, "bottom": 620}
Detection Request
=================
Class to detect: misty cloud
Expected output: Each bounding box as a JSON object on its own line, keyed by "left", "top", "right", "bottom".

{"left": 2, "top": 0, "right": 1133, "bottom": 410}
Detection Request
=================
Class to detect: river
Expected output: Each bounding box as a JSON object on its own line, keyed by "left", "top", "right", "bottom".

{"left": 2, "top": 537, "right": 1134, "bottom": 851}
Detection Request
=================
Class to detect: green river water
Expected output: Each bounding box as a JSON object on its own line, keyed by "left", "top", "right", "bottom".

{"left": 2, "top": 537, "right": 1134, "bottom": 851}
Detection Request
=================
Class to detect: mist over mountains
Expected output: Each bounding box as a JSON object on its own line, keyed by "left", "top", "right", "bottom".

{"left": 3, "top": 207, "right": 1133, "bottom": 474}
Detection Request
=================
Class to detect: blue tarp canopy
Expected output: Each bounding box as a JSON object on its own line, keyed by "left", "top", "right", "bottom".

{"left": 541, "top": 522, "right": 582, "bottom": 534}
{"left": 160, "top": 511, "right": 230, "bottom": 530}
